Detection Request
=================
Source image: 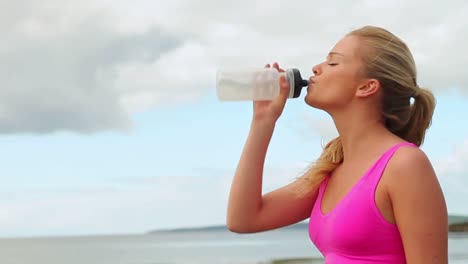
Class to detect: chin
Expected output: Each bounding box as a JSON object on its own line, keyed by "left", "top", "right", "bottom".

{"left": 304, "top": 94, "right": 330, "bottom": 111}
{"left": 304, "top": 94, "right": 320, "bottom": 108}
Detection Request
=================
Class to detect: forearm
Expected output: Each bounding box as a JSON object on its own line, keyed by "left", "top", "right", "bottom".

{"left": 226, "top": 118, "right": 276, "bottom": 229}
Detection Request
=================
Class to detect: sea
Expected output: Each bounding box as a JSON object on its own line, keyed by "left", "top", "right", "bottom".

{"left": 0, "top": 228, "right": 467, "bottom": 264}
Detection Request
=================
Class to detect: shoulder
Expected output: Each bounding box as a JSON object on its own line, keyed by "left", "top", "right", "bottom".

{"left": 387, "top": 145, "right": 433, "bottom": 176}
{"left": 384, "top": 143, "right": 440, "bottom": 199}
{"left": 382, "top": 144, "right": 448, "bottom": 262}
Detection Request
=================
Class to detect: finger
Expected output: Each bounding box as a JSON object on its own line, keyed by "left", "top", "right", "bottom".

{"left": 273, "top": 62, "right": 285, "bottom": 72}
{"left": 273, "top": 62, "right": 280, "bottom": 71}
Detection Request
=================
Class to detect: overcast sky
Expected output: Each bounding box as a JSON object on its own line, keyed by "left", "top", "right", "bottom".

{"left": 1, "top": 0, "right": 468, "bottom": 238}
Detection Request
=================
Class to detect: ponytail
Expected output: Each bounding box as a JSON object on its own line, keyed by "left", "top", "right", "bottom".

{"left": 397, "top": 88, "right": 436, "bottom": 146}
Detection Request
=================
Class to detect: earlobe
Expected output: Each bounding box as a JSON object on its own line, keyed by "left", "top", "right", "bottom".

{"left": 357, "top": 79, "right": 380, "bottom": 98}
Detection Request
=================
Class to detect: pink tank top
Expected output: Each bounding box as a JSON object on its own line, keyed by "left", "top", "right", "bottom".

{"left": 309, "top": 142, "right": 416, "bottom": 264}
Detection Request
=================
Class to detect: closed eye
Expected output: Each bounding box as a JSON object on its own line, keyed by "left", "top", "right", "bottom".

{"left": 328, "top": 63, "right": 338, "bottom": 66}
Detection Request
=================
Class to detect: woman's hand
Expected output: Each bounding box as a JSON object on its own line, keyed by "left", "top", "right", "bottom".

{"left": 252, "top": 62, "right": 290, "bottom": 123}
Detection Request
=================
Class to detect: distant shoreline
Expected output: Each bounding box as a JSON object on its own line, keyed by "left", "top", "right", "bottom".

{"left": 449, "top": 222, "right": 468, "bottom": 233}
{"left": 148, "top": 222, "right": 307, "bottom": 234}
{"left": 148, "top": 215, "right": 468, "bottom": 234}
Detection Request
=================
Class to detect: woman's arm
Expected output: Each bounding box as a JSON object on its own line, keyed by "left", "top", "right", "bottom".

{"left": 226, "top": 63, "right": 318, "bottom": 234}
{"left": 388, "top": 147, "right": 448, "bottom": 264}
{"left": 226, "top": 117, "right": 317, "bottom": 233}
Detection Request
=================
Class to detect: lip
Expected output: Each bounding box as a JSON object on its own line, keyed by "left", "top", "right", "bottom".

{"left": 306, "top": 78, "right": 315, "bottom": 92}
{"left": 308, "top": 77, "right": 315, "bottom": 85}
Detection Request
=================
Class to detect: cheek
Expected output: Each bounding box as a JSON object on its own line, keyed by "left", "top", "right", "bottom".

{"left": 304, "top": 67, "right": 360, "bottom": 108}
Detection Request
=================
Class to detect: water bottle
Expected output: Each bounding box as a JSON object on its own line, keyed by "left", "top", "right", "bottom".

{"left": 216, "top": 67, "right": 309, "bottom": 101}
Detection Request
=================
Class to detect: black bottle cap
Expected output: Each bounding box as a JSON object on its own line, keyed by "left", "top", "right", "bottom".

{"left": 288, "top": 68, "right": 309, "bottom": 98}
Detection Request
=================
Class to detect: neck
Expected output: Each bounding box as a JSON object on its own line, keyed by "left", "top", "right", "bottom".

{"left": 331, "top": 108, "right": 396, "bottom": 163}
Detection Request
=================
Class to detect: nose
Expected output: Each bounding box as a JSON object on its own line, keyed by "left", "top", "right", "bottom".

{"left": 312, "top": 63, "right": 321, "bottom": 76}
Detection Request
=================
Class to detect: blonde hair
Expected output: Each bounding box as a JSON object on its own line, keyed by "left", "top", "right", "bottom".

{"left": 296, "top": 26, "right": 436, "bottom": 195}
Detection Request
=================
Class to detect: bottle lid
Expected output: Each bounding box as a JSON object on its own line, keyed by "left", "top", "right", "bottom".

{"left": 286, "top": 68, "right": 309, "bottom": 98}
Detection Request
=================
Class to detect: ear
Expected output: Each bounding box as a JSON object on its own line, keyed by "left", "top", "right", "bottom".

{"left": 356, "top": 79, "right": 380, "bottom": 98}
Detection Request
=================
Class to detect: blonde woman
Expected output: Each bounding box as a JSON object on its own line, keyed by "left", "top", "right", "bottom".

{"left": 226, "top": 26, "right": 448, "bottom": 263}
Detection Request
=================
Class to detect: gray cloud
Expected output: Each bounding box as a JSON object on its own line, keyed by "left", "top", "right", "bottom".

{"left": 2, "top": 0, "right": 468, "bottom": 134}
{"left": 141, "top": 0, "right": 468, "bottom": 114}
{"left": 0, "top": 1, "right": 182, "bottom": 134}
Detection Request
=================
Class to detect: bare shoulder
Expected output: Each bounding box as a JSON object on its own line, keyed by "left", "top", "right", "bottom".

{"left": 386, "top": 145, "right": 434, "bottom": 180}
{"left": 385, "top": 145, "right": 449, "bottom": 263}
{"left": 384, "top": 145, "right": 442, "bottom": 207}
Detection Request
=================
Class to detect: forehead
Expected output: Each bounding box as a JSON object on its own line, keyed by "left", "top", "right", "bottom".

{"left": 329, "top": 35, "right": 361, "bottom": 59}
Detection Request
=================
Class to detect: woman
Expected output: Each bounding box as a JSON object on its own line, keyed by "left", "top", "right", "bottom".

{"left": 226, "top": 26, "right": 448, "bottom": 263}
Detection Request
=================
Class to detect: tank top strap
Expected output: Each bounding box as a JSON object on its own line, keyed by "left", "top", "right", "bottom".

{"left": 367, "top": 142, "right": 418, "bottom": 188}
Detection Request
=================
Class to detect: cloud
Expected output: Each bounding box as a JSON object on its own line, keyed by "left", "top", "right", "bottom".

{"left": 0, "top": 1, "right": 182, "bottom": 134}
{"left": 145, "top": 0, "right": 468, "bottom": 91}
{"left": 2, "top": 0, "right": 468, "bottom": 134}
{"left": 434, "top": 140, "right": 468, "bottom": 177}
{"left": 283, "top": 110, "right": 339, "bottom": 151}
{"left": 115, "top": 41, "right": 218, "bottom": 111}
{"left": 0, "top": 163, "right": 309, "bottom": 238}
{"left": 298, "top": 113, "right": 338, "bottom": 143}
{"left": 0, "top": 177, "right": 215, "bottom": 237}
{"left": 434, "top": 139, "right": 468, "bottom": 215}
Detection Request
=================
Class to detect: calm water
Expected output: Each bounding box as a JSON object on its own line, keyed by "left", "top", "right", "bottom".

{"left": 0, "top": 229, "right": 467, "bottom": 264}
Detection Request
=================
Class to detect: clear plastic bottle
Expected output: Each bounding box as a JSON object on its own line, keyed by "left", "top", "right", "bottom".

{"left": 216, "top": 67, "right": 309, "bottom": 101}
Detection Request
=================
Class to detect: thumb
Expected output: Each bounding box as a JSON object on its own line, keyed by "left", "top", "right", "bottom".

{"left": 271, "top": 75, "right": 289, "bottom": 110}
{"left": 278, "top": 75, "right": 290, "bottom": 99}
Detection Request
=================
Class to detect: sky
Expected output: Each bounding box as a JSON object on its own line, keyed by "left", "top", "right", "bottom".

{"left": 0, "top": 0, "right": 468, "bottom": 238}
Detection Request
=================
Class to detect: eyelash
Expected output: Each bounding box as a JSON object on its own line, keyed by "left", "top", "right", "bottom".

{"left": 328, "top": 63, "right": 338, "bottom": 66}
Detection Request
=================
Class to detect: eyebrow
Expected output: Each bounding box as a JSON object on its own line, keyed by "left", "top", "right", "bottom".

{"left": 328, "top": 52, "right": 345, "bottom": 57}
